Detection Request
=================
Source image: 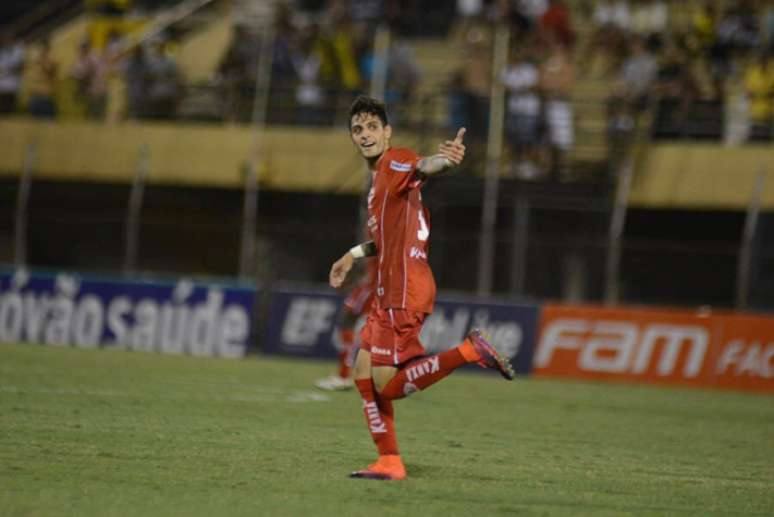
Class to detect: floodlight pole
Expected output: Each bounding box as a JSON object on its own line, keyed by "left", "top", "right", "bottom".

{"left": 735, "top": 167, "right": 766, "bottom": 309}
{"left": 476, "top": 24, "right": 509, "bottom": 296}
{"left": 604, "top": 157, "right": 634, "bottom": 305}
{"left": 239, "top": 163, "right": 258, "bottom": 279}
{"left": 240, "top": 17, "right": 275, "bottom": 279}
{"left": 14, "top": 139, "right": 38, "bottom": 268}
{"left": 124, "top": 143, "right": 149, "bottom": 274}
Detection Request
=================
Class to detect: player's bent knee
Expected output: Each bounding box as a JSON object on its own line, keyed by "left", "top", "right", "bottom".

{"left": 371, "top": 366, "right": 397, "bottom": 393}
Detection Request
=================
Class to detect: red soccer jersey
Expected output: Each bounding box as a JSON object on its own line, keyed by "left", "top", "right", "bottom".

{"left": 366, "top": 147, "right": 436, "bottom": 313}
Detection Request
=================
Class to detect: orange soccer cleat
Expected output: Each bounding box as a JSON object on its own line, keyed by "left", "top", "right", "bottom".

{"left": 466, "top": 329, "right": 516, "bottom": 380}
{"left": 349, "top": 454, "right": 407, "bottom": 481}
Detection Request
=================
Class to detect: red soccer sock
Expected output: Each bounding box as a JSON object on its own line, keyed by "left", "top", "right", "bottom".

{"left": 378, "top": 340, "right": 479, "bottom": 401}
{"left": 355, "top": 379, "right": 398, "bottom": 456}
{"left": 337, "top": 329, "right": 355, "bottom": 378}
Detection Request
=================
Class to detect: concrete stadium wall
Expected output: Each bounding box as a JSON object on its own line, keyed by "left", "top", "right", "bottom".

{"left": 0, "top": 119, "right": 370, "bottom": 192}
{"left": 632, "top": 143, "right": 774, "bottom": 210}
{"left": 3, "top": 119, "right": 774, "bottom": 209}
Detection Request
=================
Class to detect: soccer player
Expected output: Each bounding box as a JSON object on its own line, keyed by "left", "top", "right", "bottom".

{"left": 315, "top": 259, "right": 376, "bottom": 391}
{"left": 329, "top": 96, "right": 515, "bottom": 481}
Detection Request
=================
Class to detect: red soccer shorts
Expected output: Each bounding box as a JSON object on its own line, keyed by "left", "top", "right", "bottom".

{"left": 359, "top": 307, "right": 427, "bottom": 367}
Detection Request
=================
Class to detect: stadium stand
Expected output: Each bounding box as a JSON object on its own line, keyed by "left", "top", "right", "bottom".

{"left": 1, "top": 0, "right": 773, "bottom": 309}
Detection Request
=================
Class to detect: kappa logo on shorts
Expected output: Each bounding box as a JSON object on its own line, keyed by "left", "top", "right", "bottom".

{"left": 389, "top": 160, "right": 413, "bottom": 172}
{"left": 372, "top": 346, "right": 392, "bottom": 356}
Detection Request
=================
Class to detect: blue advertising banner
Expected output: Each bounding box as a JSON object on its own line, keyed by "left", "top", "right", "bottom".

{"left": 263, "top": 284, "right": 540, "bottom": 375}
{"left": 0, "top": 268, "right": 256, "bottom": 358}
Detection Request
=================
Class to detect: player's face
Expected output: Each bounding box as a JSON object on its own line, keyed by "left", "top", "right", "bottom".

{"left": 350, "top": 113, "right": 391, "bottom": 161}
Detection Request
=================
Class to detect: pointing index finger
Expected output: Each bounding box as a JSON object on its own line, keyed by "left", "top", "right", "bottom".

{"left": 454, "top": 127, "right": 466, "bottom": 144}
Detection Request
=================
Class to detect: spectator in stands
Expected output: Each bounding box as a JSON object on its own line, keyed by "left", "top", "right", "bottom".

{"left": 593, "top": 0, "right": 631, "bottom": 30}
{"left": 384, "top": 37, "right": 422, "bottom": 124}
{"left": 293, "top": 24, "right": 327, "bottom": 125}
{"left": 103, "top": 30, "right": 131, "bottom": 124}
{"left": 452, "top": 27, "right": 491, "bottom": 145}
{"left": 72, "top": 35, "right": 122, "bottom": 121}
{"left": 710, "top": 4, "right": 760, "bottom": 99}
{"left": 264, "top": 4, "right": 300, "bottom": 124}
{"left": 581, "top": 0, "right": 630, "bottom": 76}
{"left": 539, "top": 32, "right": 574, "bottom": 180}
{"left": 630, "top": 0, "right": 668, "bottom": 50}
{"left": 497, "top": 0, "right": 547, "bottom": 36}
{"left": 652, "top": 39, "right": 700, "bottom": 107}
{"left": 353, "top": 21, "right": 373, "bottom": 87}
{"left": 606, "top": 36, "right": 655, "bottom": 164}
{"left": 743, "top": 50, "right": 774, "bottom": 137}
{"left": 145, "top": 39, "right": 180, "bottom": 120}
{"left": 518, "top": 0, "right": 549, "bottom": 25}
{"left": 691, "top": 1, "right": 717, "bottom": 53}
{"left": 540, "top": 0, "right": 575, "bottom": 49}
{"left": 0, "top": 31, "right": 25, "bottom": 114}
{"left": 71, "top": 41, "right": 99, "bottom": 117}
{"left": 217, "top": 25, "right": 258, "bottom": 123}
{"left": 651, "top": 39, "right": 701, "bottom": 136}
{"left": 503, "top": 40, "right": 542, "bottom": 179}
{"left": 617, "top": 36, "right": 657, "bottom": 111}
{"left": 27, "top": 38, "right": 58, "bottom": 119}
{"left": 329, "top": 12, "right": 362, "bottom": 94}
{"left": 125, "top": 45, "right": 149, "bottom": 120}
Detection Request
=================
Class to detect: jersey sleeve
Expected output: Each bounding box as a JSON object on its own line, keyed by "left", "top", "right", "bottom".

{"left": 385, "top": 148, "right": 423, "bottom": 195}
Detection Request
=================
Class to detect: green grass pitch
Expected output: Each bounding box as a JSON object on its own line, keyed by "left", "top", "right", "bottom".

{"left": 1, "top": 343, "right": 772, "bottom": 517}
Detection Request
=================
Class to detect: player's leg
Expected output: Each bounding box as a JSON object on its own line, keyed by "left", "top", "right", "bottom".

{"left": 316, "top": 308, "right": 359, "bottom": 391}
{"left": 377, "top": 327, "right": 515, "bottom": 402}
{"left": 370, "top": 309, "right": 470, "bottom": 399}
{"left": 350, "top": 314, "right": 404, "bottom": 480}
{"left": 336, "top": 309, "right": 360, "bottom": 379}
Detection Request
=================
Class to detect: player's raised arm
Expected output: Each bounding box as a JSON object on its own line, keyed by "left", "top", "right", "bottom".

{"left": 329, "top": 241, "right": 377, "bottom": 288}
{"left": 417, "top": 127, "right": 466, "bottom": 178}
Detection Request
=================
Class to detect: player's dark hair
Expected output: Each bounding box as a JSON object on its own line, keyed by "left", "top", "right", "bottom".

{"left": 348, "top": 95, "right": 388, "bottom": 129}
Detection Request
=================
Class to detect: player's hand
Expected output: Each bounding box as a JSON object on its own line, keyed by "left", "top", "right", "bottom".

{"left": 438, "top": 127, "right": 466, "bottom": 166}
{"left": 329, "top": 252, "right": 355, "bottom": 288}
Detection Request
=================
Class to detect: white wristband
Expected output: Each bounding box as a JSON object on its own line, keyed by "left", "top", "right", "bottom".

{"left": 349, "top": 244, "right": 365, "bottom": 259}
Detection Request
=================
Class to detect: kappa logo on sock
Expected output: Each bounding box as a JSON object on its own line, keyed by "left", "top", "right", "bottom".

{"left": 403, "top": 382, "right": 419, "bottom": 396}
{"left": 363, "top": 400, "right": 387, "bottom": 433}
{"left": 405, "top": 356, "right": 440, "bottom": 382}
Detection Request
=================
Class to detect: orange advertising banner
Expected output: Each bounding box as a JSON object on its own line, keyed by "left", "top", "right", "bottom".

{"left": 711, "top": 313, "right": 774, "bottom": 393}
{"left": 534, "top": 304, "right": 774, "bottom": 393}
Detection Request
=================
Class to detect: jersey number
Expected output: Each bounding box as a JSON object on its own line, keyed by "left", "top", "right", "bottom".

{"left": 417, "top": 210, "right": 429, "bottom": 241}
